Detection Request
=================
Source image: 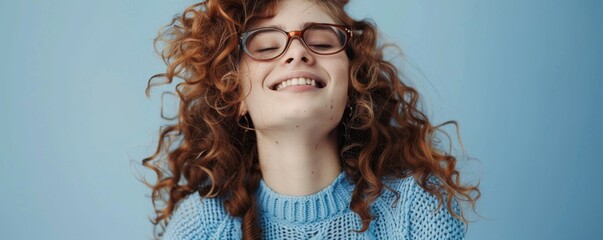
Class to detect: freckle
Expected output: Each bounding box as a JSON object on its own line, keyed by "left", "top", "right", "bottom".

{"left": 312, "top": 171, "right": 314, "bottom": 174}
{"left": 330, "top": 105, "right": 333, "bottom": 109}
{"left": 296, "top": 125, "right": 300, "bottom": 128}
{"left": 329, "top": 116, "right": 333, "bottom": 120}
{"left": 275, "top": 141, "right": 279, "bottom": 144}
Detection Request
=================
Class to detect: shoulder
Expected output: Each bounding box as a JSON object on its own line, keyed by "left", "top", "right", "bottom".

{"left": 163, "top": 193, "right": 240, "bottom": 240}
{"left": 402, "top": 177, "right": 466, "bottom": 239}
{"left": 376, "top": 176, "right": 466, "bottom": 239}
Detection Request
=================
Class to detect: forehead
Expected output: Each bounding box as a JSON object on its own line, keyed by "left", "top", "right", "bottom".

{"left": 252, "top": 0, "right": 337, "bottom": 30}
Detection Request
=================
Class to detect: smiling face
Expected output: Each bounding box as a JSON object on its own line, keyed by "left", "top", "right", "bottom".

{"left": 239, "top": 0, "right": 349, "bottom": 133}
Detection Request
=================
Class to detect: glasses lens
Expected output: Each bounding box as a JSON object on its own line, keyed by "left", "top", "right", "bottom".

{"left": 303, "top": 25, "right": 347, "bottom": 54}
{"left": 245, "top": 29, "right": 287, "bottom": 60}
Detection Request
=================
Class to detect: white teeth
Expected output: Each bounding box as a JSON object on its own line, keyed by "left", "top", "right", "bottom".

{"left": 275, "top": 77, "right": 319, "bottom": 90}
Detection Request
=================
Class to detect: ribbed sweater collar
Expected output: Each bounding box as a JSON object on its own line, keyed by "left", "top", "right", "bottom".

{"left": 256, "top": 172, "right": 353, "bottom": 224}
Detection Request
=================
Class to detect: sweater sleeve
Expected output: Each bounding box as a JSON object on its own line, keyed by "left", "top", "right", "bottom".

{"left": 162, "top": 193, "right": 241, "bottom": 240}
{"left": 162, "top": 194, "right": 206, "bottom": 240}
{"left": 405, "top": 180, "right": 466, "bottom": 240}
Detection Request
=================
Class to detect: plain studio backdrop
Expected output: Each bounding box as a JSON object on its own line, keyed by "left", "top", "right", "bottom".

{"left": 1, "top": 0, "right": 601, "bottom": 239}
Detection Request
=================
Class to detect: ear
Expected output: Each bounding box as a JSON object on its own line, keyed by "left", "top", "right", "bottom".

{"left": 238, "top": 101, "right": 248, "bottom": 117}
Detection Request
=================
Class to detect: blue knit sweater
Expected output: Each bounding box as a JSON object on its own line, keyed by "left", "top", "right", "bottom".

{"left": 163, "top": 172, "right": 465, "bottom": 239}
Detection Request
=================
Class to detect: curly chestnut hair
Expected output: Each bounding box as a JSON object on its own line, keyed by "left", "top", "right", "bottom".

{"left": 143, "top": 0, "right": 480, "bottom": 239}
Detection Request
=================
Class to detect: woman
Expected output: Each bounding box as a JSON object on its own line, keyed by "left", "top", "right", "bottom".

{"left": 143, "top": 0, "right": 480, "bottom": 239}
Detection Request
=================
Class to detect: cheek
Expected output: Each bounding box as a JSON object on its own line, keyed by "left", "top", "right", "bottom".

{"left": 332, "top": 56, "right": 350, "bottom": 81}
{"left": 239, "top": 60, "right": 252, "bottom": 91}
{"left": 239, "top": 60, "right": 271, "bottom": 115}
{"left": 328, "top": 59, "right": 350, "bottom": 111}
{"left": 239, "top": 59, "right": 271, "bottom": 91}
{"left": 336, "top": 61, "right": 351, "bottom": 109}
{"left": 331, "top": 59, "right": 350, "bottom": 92}
{"left": 239, "top": 61, "right": 262, "bottom": 95}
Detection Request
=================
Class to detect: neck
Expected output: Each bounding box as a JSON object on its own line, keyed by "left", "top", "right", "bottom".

{"left": 255, "top": 129, "right": 342, "bottom": 196}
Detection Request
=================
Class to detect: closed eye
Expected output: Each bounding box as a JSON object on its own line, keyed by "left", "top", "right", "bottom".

{"left": 256, "top": 47, "right": 280, "bottom": 52}
{"left": 309, "top": 44, "right": 335, "bottom": 50}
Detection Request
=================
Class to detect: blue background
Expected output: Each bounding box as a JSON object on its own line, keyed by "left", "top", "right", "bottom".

{"left": 1, "top": 0, "right": 601, "bottom": 239}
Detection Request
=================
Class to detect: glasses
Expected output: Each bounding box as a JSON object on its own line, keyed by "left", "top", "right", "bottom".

{"left": 240, "top": 23, "right": 353, "bottom": 61}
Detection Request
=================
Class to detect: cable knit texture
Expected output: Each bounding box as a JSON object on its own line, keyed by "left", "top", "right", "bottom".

{"left": 163, "top": 172, "right": 465, "bottom": 239}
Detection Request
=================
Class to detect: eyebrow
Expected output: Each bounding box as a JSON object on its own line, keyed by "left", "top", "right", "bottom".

{"left": 261, "top": 22, "right": 324, "bottom": 31}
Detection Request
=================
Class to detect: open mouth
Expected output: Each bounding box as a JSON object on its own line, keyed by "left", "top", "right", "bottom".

{"left": 270, "top": 77, "right": 326, "bottom": 91}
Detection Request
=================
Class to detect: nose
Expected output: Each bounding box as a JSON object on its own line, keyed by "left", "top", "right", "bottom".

{"left": 281, "top": 38, "right": 314, "bottom": 65}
